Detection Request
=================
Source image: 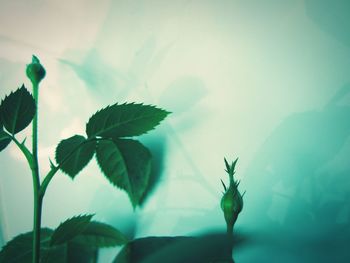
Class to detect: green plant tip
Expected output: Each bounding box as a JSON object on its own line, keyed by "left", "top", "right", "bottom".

{"left": 220, "top": 158, "right": 244, "bottom": 234}
{"left": 26, "top": 55, "right": 46, "bottom": 85}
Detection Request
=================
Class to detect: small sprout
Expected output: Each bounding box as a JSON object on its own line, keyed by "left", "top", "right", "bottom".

{"left": 220, "top": 157, "right": 244, "bottom": 235}
{"left": 26, "top": 55, "right": 46, "bottom": 85}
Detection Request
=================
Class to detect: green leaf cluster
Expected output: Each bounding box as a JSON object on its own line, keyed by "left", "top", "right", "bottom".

{"left": 0, "top": 56, "right": 172, "bottom": 263}
{"left": 0, "top": 56, "right": 243, "bottom": 263}
{"left": 0, "top": 215, "right": 128, "bottom": 263}
{"left": 55, "top": 103, "right": 169, "bottom": 207}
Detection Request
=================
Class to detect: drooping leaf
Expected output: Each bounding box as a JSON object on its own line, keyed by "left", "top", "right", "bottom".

{"left": 72, "top": 221, "right": 129, "bottom": 248}
{"left": 50, "top": 215, "right": 94, "bottom": 246}
{"left": 0, "top": 228, "right": 55, "bottom": 263}
{"left": 86, "top": 103, "right": 170, "bottom": 139}
{"left": 0, "top": 85, "right": 36, "bottom": 135}
{"left": 114, "top": 139, "right": 152, "bottom": 207}
{"left": 55, "top": 135, "right": 96, "bottom": 178}
{"left": 113, "top": 234, "right": 233, "bottom": 263}
{"left": 0, "top": 129, "right": 11, "bottom": 152}
{"left": 96, "top": 139, "right": 151, "bottom": 207}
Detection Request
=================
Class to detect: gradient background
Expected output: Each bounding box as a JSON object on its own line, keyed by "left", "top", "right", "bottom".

{"left": 1, "top": 0, "right": 350, "bottom": 262}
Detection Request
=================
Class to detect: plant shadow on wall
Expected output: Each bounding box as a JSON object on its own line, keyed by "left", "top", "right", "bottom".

{"left": 62, "top": 43, "right": 224, "bottom": 239}
{"left": 67, "top": 42, "right": 212, "bottom": 235}
{"left": 243, "top": 84, "right": 350, "bottom": 262}
{"left": 0, "top": 57, "right": 245, "bottom": 263}
{"left": 85, "top": 133, "right": 167, "bottom": 239}
{"left": 59, "top": 36, "right": 172, "bottom": 103}
{"left": 60, "top": 37, "right": 214, "bottom": 201}
{"left": 305, "top": 0, "right": 350, "bottom": 47}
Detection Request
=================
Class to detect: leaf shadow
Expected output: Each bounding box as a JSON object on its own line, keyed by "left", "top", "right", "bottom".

{"left": 158, "top": 75, "right": 208, "bottom": 133}
{"left": 139, "top": 132, "right": 167, "bottom": 207}
{"left": 305, "top": 0, "right": 350, "bottom": 47}
{"left": 113, "top": 229, "right": 255, "bottom": 263}
{"left": 241, "top": 84, "right": 350, "bottom": 261}
{"left": 59, "top": 35, "right": 172, "bottom": 104}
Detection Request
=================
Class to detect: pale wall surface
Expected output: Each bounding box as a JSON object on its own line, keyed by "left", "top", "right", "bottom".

{"left": 1, "top": 0, "right": 350, "bottom": 262}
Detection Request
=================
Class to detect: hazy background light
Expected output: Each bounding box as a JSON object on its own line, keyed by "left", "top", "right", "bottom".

{"left": 1, "top": 0, "right": 350, "bottom": 262}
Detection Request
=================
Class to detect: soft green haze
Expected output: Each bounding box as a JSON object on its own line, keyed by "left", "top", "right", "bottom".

{"left": 1, "top": 0, "right": 350, "bottom": 262}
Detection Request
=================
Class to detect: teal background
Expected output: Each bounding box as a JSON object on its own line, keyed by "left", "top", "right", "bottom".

{"left": 1, "top": 0, "right": 350, "bottom": 262}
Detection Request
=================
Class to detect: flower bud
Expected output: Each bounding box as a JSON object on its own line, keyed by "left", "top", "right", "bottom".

{"left": 220, "top": 158, "right": 244, "bottom": 234}
{"left": 26, "top": 55, "right": 46, "bottom": 85}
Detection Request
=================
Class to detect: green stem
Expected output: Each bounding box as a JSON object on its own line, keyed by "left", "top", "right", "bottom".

{"left": 226, "top": 226, "right": 234, "bottom": 263}
{"left": 10, "top": 132, "right": 41, "bottom": 262}
{"left": 32, "top": 83, "right": 40, "bottom": 180}
{"left": 40, "top": 166, "right": 59, "bottom": 199}
{"left": 10, "top": 136, "right": 34, "bottom": 168}
{"left": 32, "top": 82, "right": 41, "bottom": 263}
{"left": 33, "top": 194, "right": 43, "bottom": 263}
{"left": 227, "top": 224, "right": 233, "bottom": 236}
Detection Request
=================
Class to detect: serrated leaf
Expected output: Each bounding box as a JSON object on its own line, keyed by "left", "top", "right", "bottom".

{"left": 72, "top": 221, "right": 129, "bottom": 248}
{"left": 86, "top": 103, "right": 169, "bottom": 139}
{"left": 50, "top": 215, "right": 94, "bottom": 246}
{"left": 55, "top": 135, "right": 96, "bottom": 179}
{"left": 0, "top": 85, "right": 36, "bottom": 135}
{"left": 0, "top": 129, "right": 11, "bottom": 152}
{"left": 0, "top": 228, "right": 55, "bottom": 263}
{"left": 0, "top": 227, "right": 101, "bottom": 263}
{"left": 96, "top": 139, "right": 151, "bottom": 207}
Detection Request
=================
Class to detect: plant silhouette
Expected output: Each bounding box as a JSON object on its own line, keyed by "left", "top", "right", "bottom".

{"left": 0, "top": 56, "right": 169, "bottom": 262}
{"left": 0, "top": 56, "right": 243, "bottom": 263}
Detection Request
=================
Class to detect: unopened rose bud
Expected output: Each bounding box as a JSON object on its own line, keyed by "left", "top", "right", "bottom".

{"left": 220, "top": 158, "right": 244, "bottom": 235}
{"left": 26, "top": 55, "right": 46, "bottom": 85}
